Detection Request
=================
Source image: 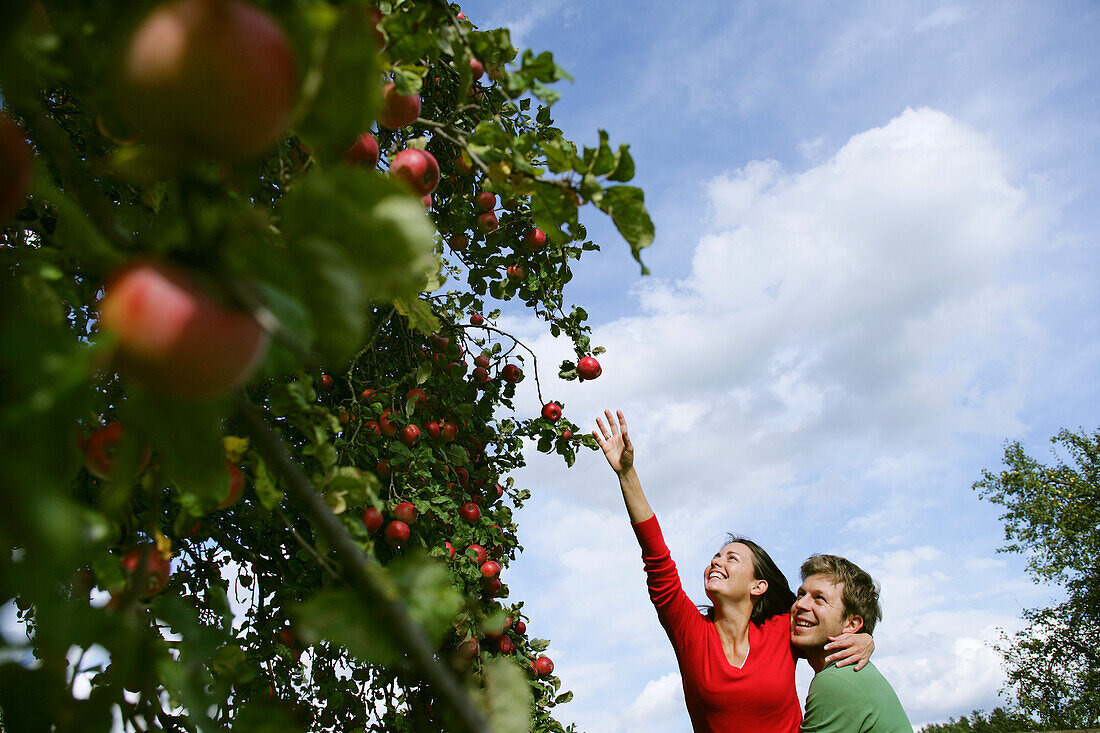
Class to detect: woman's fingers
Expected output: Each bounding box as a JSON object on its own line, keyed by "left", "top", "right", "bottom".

{"left": 604, "top": 409, "right": 619, "bottom": 436}
{"left": 617, "top": 410, "right": 628, "bottom": 437}
{"left": 595, "top": 416, "right": 611, "bottom": 440}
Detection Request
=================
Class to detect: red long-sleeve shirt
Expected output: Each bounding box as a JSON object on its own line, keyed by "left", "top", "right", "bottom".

{"left": 633, "top": 515, "right": 802, "bottom": 733}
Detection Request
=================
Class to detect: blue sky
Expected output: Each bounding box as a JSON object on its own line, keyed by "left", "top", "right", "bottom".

{"left": 460, "top": 1, "right": 1100, "bottom": 730}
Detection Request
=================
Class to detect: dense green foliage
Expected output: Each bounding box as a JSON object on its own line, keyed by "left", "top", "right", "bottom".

{"left": 919, "top": 707, "right": 1036, "bottom": 733}
{"left": 0, "top": 0, "right": 652, "bottom": 730}
{"left": 971, "top": 428, "right": 1100, "bottom": 730}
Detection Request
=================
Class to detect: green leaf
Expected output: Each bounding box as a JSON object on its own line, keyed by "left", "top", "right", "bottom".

{"left": 608, "top": 143, "right": 635, "bottom": 182}
{"left": 445, "top": 445, "right": 470, "bottom": 465}
{"left": 250, "top": 451, "right": 283, "bottom": 508}
{"left": 211, "top": 644, "right": 255, "bottom": 684}
{"left": 482, "top": 658, "right": 533, "bottom": 733}
{"left": 583, "top": 130, "right": 616, "bottom": 177}
{"left": 394, "top": 294, "right": 441, "bottom": 335}
{"left": 280, "top": 169, "right": 437, "bottom": 359}
{"left": 595, "top": 186, "right": 654, "bottom": 275}
{"left": 119, "top": 389, "right": 228, "bottom": 514}
{"left": 295, "top": 3, "right": 381, "bottom": 164}
{"left": 295, "top": 552, "right": 460, "bottom": 666}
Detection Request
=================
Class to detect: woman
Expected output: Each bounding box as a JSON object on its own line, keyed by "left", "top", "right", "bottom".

{"left": 592, "top": 410, "right": 873, "bottom": 733}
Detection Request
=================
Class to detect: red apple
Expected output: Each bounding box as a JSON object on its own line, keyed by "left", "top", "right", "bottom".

{"left": 445, "top": 541, "right": 456, "bottom": 559}
{"left": 406, "top": 388, "right": 428, "bottom": 408}
{"left": 476, "top": 211, "right": 498, "bottom": 233}
{"left": 378, "top": 409, "right": 398, "bottom": 437}
{"left": 393, "top": 502, "right": 417, "bottom": 525}
{"left": 468, "top": 543, "right": 487, "bottom": 564}
{"left": 385, "top": 520, "right": 410, "bottom": 547}
{"left": 0, "top": 117, "right": 32, "bottom": 223}
{"left": 497, "top": 636, "right": 515, "bottom": 654}
{"left": 121, "top": 545, "right": 171, "bottom": 597}
{"left": 470, "top": 313, "right": 484, "bottom": 326}
{"left": 560, "top": 429, "right": 572, "bottom": 440}
{"left": 363, "top": 420, "right": 381, "bottom": 436}
{"left": 506, "top": 265, "right": 526, "bottom": 283}
{"left": 541, "top": 402, "right": 562, "bottom": 422}
{"left": 277, "top": 628, "right": 295, "bottom": 648}
{"left": 474, "top": 191, "right": 496, "bottom": 212}
{"left": 379, "top": 83, "right": 421, "bottom": 129}
{"left": 534, "top": 656, "right": 553, "bottom": 677}
{"left": 362, "top": 506, "right": 383, "bottom": 534}
{"left": 338, "top": 410, "right": 352, "bottom": 426}
{"left": 390, "top": 148, "right": 439, "bottom": 196}
{"left": 83, "top": 422, "right": 152, "bottom": 479}
{"left": 495, "top": 483, "right": 505, "bottom": 501}
{"left": 500, "top": 364, "right": 521, "bottom": 383}
{"left": 319, "top": 373, "right": 334, "bottom": 388}
{"left": 448, "top": 233, "right": 469, "bottom": 252}
{"left": 456, "top": 11, "right": 468, "bottom": 21}
{"left": 469, "top": 57, "right": 484, "bottom": 80}
{"left": 457, "top": 638, "right": 478, "bottom": 656}
{"left": 399, "top": 424, "right": 420, "bottom": 447}
{"left": 514, "top": 620, "right": 526, "bottom": 635}
{"left": 375, "top": 460, "right": 391, "bottom": 480}
{"left": 474, "top": 354, "right": 490, "bottom": 369}
{"left": 460, "top": 502, "right": 481, "bottom": 523}
{"left": 455, "top": 155, "right": 473, "bottom": 176}
{"left": 482, "top": 578, "right": 501, "bottom": 597}
{"left": 121, "top": 0, "right": 297, "bottom": 160}
{"left": 97, "top": 262, "right": 269, "bottom": 398}
{"left": 424, "top": 421, "right": 441, "bottom": 439}
{"left": 524, "top": 227, "right": 546, "bottom": 252}
{"left": 455, "top": 467, "right": 469, "bottom": 487}
{"left": 216, "top": 462, "right": 245, "bottom": 509}
{"left": 577, "top": 356, "right": 602, "bottom": 380}
{"left": 345, "top": 132, "right": 379, "bottom": 168}
{"left": 480, "top": 560, "right": 500, "bottom": 579}
{"left": 441, "top": 421, "right": 458, "bottom": 441}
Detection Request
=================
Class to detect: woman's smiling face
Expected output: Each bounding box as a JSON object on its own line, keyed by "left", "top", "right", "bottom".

{"left": 704, "top": 542, "right": 765, "bottom": 602}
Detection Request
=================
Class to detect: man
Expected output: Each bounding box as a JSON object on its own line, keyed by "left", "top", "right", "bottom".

{"left": 791, "top": 554, "right": 913, "bottom": 732}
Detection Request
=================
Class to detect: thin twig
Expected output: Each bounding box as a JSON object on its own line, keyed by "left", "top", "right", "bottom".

{"left": 273, "top": 505, "right": 341, "bottom": 580}
{"left": 457, "top": 322, "right": 544, "bottom": 404}
{"left": 415, "top": 117, "right": 490, "bottom": 175}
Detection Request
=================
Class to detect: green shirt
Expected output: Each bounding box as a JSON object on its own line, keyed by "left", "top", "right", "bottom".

{"left": 801, "top": 661, "right": 913, "bottom": 732}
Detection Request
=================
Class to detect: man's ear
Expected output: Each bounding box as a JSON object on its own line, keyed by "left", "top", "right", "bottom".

{"left": 750, "top": 579, "right": 768, "bottom": 598}
{"left": 843, "top": 614, "right": 864, "bottom": 634}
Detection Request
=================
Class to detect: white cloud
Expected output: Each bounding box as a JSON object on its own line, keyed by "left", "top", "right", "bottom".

{"left": 620, "top": 673, "right": 687, "bottom": 731}
{"left": 914, "top": 6, "right": 970, "bottom": 33}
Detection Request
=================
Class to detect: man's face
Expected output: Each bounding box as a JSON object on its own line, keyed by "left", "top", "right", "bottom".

{"left": 790, "top": 573, "right": 861, "bottom": 651}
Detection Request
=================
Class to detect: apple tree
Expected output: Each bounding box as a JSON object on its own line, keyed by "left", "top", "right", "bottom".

{"left": 0, "top": 1, "right": 652, "bottom": 730}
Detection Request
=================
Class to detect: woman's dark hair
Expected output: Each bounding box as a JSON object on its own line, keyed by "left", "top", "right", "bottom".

{"left": 700, "top": 534, "right": 796, "bottom": 625}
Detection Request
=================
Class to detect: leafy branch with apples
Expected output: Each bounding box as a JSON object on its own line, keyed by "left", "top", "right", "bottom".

{"left": 0, "top": 0, "right": 651, "bottom": 731}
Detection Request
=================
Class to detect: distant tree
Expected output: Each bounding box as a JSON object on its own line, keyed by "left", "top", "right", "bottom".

{"left": 973, "top": 428, "right": 1100, "bottom": 729}
{"left": 919, "top": 707, "right": 1035, "bottom": 732}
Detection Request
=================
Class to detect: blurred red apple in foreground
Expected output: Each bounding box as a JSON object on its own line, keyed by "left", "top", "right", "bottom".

{"left": 121, "top": 0, "right": 297, "bottom": 160}
{"left": 98, "top": 262, "right": 269, "bottom": 398}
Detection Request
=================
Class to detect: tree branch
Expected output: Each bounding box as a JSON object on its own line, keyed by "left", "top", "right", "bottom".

{"left": 234, "top": 393, "right": 491, "bottom": 733}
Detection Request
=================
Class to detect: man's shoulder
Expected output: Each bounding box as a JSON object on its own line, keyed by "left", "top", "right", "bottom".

{"left": 811, "top": 662, "right": 892, "bottom": 699}
{"left": 806, "top": 662, "right": 912, "bottom": 731}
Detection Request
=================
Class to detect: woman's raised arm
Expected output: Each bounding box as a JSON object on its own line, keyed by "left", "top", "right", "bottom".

{"left": 594, "top": 410, "right": 654, "bottom": 524}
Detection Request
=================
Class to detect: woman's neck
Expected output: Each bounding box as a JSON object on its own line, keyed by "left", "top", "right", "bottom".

{"left": 711, "top": 600, "right": 755, "bottom": 667}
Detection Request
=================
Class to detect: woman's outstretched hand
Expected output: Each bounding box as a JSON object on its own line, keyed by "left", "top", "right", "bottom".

{"left": 594, "top": 409, "right": 634, "bottom": 475}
